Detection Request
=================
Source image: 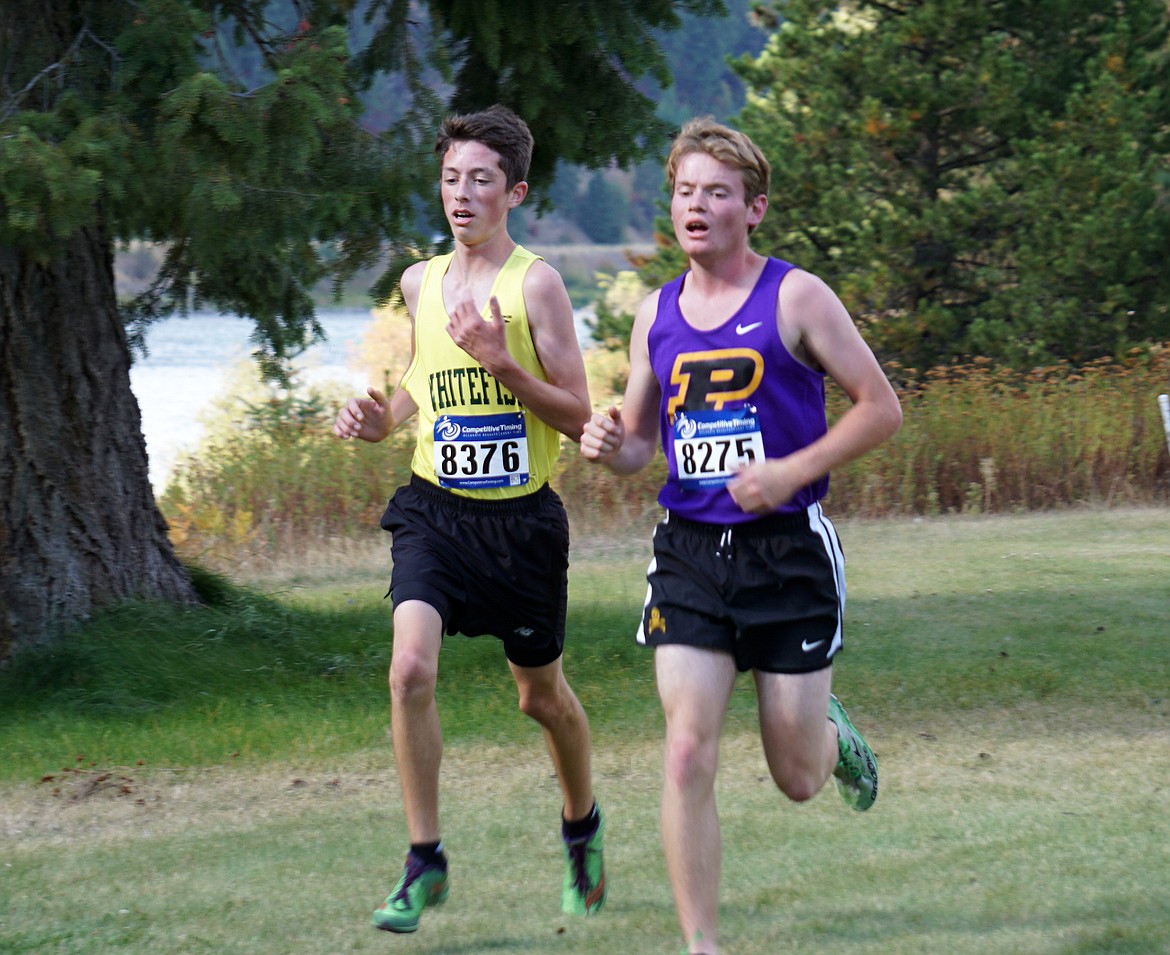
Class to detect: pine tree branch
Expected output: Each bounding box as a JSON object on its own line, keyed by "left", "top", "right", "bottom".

{"left": 1, "top": 26, "right": 109, "bottom": 120}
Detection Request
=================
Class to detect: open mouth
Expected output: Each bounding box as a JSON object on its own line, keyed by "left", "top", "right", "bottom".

{"left": 684, "top": 219, "right": 708, "bottom": 235}
{"left": 452, "top": 209, "right": 473, "bottom": 222}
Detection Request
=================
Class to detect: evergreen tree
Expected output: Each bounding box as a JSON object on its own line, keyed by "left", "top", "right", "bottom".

{"left": 0, "top": 0, "right": 718, "bottom": 657}
{"left": 548, "top": 0, "right": 766, "bottom": 235}
{"left": 653, "top": 0, "right": 766, "bottom": 124}
{"left": 579, "top": 173, "right": 629, "bottom": 243}
{"left": 548, "top": 162, "right": 583, "bottom": 218}
{"left": 628, "top": 158, "right": 665, "bottom": 234}
{"left": 726, "top": 0, "right": 1170, "bottom": 371}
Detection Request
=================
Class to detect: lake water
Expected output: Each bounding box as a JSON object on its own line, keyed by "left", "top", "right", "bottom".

{"left": 129, "top": 308, "right": 597, "bottom": 489}
{"left": 129, "top": 311, "right": 374, "bottom": 488}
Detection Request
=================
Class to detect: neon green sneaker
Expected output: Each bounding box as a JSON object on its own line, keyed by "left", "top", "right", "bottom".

{"left": 562, "top": 811, "right": 606, "bottom": 915}
{"left": 828, "top": 694, "right": 878, "bottom": 811}
{"left": 680, "top": 929, "right": 714, "bottom": 953}
{"left": 372, "top": 853, "right": 449, "bottom": 933}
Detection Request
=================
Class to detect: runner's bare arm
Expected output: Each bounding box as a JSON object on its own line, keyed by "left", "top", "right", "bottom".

{"left": 581, "top": 291, "right": 661, "bottom": 473}
{"left": 332, "top": 264, "right": 423, "bottom": 442}
{"left": 447, "top": 259, "right": 591, "bottom": 441}
{"left": 727, "top": 270, "right": 901, "bottom": 512}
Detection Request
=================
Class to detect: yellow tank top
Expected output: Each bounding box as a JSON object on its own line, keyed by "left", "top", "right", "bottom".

{"left": 401, "top": 246, "right": 561, "bottom": 498}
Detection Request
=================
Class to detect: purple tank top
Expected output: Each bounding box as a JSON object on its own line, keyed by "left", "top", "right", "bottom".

{"left": 648, "top": 257, "right": 829, "bottom": 524}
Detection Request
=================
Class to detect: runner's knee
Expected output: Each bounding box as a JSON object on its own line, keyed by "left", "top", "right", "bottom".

{"left": 663, "top": 727, "right": 718, "bottom": 791}
{"left": 389, "top": 649, "right": 438, "bottom": 701}
{"left": 517, "top": 680, "right": 572, "bottom": 725}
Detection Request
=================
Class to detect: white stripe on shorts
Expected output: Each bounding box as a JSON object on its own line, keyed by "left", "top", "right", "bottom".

{"left": 806, "top": 500, "right": 846, "bottom": 658}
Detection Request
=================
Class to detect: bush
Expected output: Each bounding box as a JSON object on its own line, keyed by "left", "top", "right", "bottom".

{"left": 160, "top": 378, "right": 413, "bottom": 562}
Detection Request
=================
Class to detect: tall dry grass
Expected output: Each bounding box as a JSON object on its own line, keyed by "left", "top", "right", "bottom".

{"left": 837, "top": 346, "right": 1170, "bottom": 517}
{"left": 159, "top": 345, "right": 1170, "bottom": 562}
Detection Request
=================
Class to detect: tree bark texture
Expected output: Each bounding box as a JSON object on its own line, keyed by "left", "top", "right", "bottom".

{"left": 0, "top": 224, "right": 198, "bottom": 662}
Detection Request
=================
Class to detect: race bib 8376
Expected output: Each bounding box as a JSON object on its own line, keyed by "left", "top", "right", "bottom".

{"left": 433, "top": 412, "right": 529, "bottom": 489}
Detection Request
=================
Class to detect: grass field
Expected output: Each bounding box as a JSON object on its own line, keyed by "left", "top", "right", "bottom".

{"left": 2, "top": 508, "right": 1169, "bottom": 954}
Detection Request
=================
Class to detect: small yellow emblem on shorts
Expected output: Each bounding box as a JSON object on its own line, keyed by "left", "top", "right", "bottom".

{"left": 647, "top": 607, "right": 667, "bottom": 635}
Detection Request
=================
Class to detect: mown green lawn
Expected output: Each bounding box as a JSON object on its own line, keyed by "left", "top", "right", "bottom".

{"left": 2, "top": 508, "right": 1168, "bottom": 953}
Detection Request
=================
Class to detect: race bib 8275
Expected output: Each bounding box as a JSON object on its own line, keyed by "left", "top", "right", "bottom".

{"left": 672, "top": 406, "right": 764, "bottom": 490}
{"left": 433, "top": 412, "right": 529, "bottom": 489}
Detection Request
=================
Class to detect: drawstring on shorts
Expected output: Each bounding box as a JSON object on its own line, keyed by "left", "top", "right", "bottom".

{"left": 715, "top": 526, "right": 734, "bottom": 560}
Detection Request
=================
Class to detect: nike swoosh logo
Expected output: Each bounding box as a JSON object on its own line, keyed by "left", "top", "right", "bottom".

{"left": 801, "top": 638, "right": 826, "bottom": 653}
{"left": 736, "top": 321, "right": 763, "bottom": 335}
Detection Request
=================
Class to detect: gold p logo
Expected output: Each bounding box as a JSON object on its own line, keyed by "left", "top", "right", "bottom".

{"left": 667, "top": 349, "right": 763, "bottom": 418}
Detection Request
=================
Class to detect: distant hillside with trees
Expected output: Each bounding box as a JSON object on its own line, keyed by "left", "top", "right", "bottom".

{"left": 534, "top": 0, "right": 767, "bottom": 244}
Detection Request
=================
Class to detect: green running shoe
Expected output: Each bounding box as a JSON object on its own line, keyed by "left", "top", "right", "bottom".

{"left": 372, "top": 852, "right": 449, "bottom": 933}
{"left": 562, "top": 811, "right": 606, "bottom": 915}
{"left": 828, "top": 693, "right": 878, "bottom": 811}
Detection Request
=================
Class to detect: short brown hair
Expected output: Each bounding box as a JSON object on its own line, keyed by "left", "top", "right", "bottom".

{"left": 435, "top": 105, "right": 534, "bottom": 189}
{"left": 665, "top": 116, "right": 770, "bottom": 203}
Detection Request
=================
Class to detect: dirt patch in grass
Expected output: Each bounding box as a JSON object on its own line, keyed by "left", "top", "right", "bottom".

{"left": 5, "top": 704, "right": 1163, "bottom": 852}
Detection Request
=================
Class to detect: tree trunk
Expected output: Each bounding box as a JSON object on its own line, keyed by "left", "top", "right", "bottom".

{"left": 0, "top": 223, "right": 199, "bottom": 663}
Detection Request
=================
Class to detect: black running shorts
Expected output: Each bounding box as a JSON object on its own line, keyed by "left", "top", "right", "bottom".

{"left": 380, "top": 475, "right": 569, "bottom": 668}
{"left": 640, "top": 503, "right": 846, "bottom": 674}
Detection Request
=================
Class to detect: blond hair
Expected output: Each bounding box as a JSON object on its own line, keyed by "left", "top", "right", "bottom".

{"left": 665, "top": 116, "right": 770, "bottom": 204}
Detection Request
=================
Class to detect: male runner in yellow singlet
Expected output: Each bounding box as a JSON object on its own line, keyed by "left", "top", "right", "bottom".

{"left": 334, "top": 104, "right": 605, "bottom": 934}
